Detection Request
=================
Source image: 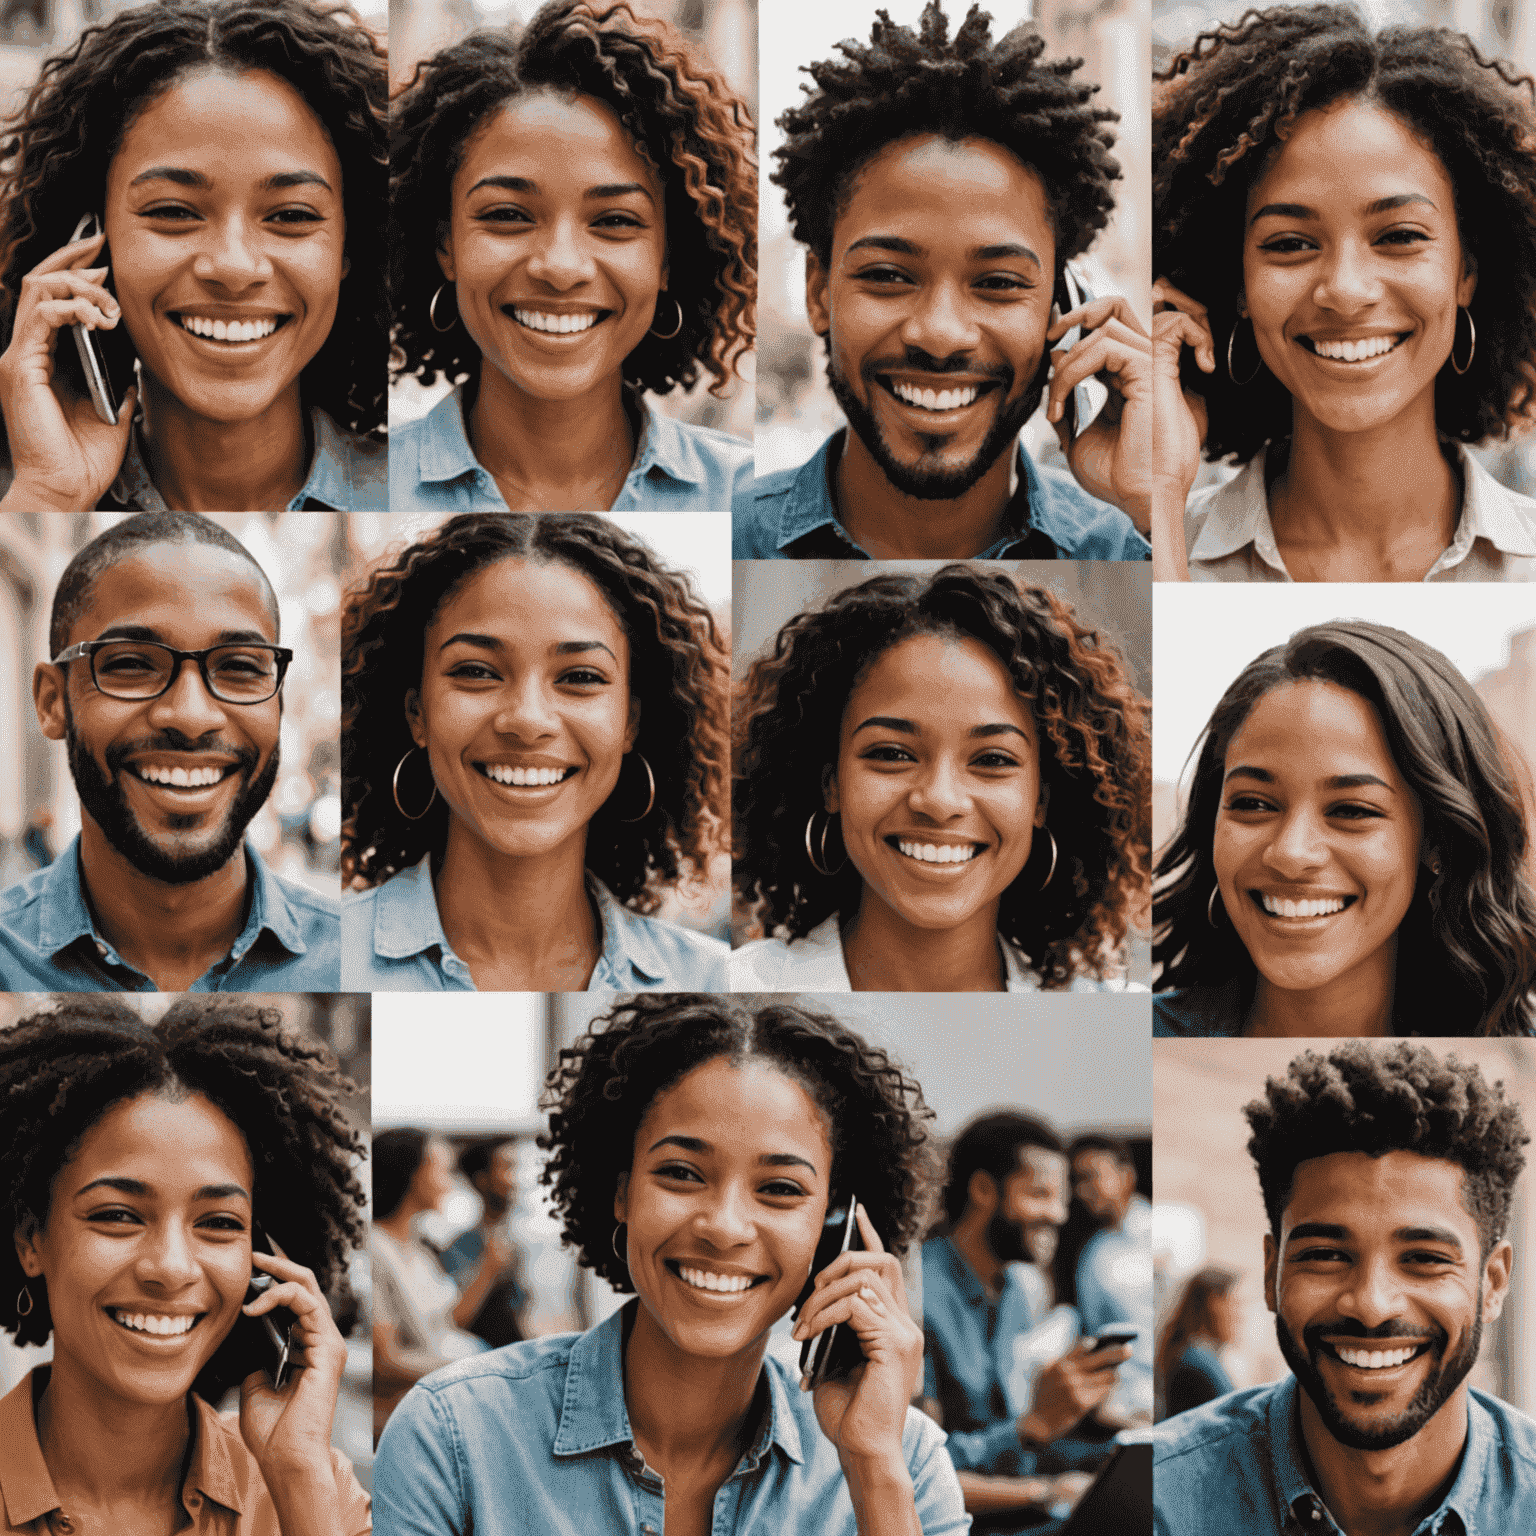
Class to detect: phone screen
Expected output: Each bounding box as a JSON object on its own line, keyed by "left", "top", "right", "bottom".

{"left": 793, "top": 1197, "right": 867, "bottom": 1387}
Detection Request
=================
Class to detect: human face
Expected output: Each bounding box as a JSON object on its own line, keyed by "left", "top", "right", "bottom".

{"left": 1242, "top": 98, "right": 1476, "bottom": 440}
{"left": 1072, "top": 1149, "right": 1136, "bottom": 1226}
{"left": 439, "top": 90, "right": 668, "bottom": 404}
{"left": 411, "top": 1140, "right": 455, "bottom": 1213}
{"left": 35, "top": 545, "right": 282, "bottom": 885}
{"left": 1213, "top": 680, "right": 1423, "bottom": 1003}
{"left": 996, "top": 1145, "right": 1069, "bottom": 1266}
{"left": 1205, "top": 1288, "right": 1239, "bottom": 1347}
{"left": 406, "top": 557, "right": 639, "bottom": 864}
{"left": 614, "top": 1057, "right": 831, "bottom": 1362}
{"left": 806, "top": 134, "right": 1056, "bottom": 499}
{"left": 13, "top": 1092, "right": 255, "bottom": 1408}
{"left": 1264, "top": 1150, "right": 1508, "bottom": 1452}
{"left": 828, "top": 632, "right": 1046, "bottom": 934}
{"left": 104, "top": 68, "right": 347, "bottom": 425}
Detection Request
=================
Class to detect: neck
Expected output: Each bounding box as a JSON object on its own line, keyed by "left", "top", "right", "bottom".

{"left": 1247, "top": 946, "right": 1397, "bottom": 1038}
{"left": 77, "top": 819, "right": 250, "bottom": 992}
{"left": 468, "top": 368, "right": 635, "bottom": 511}
{"left": 840, "top": 889, "right": 1006, "bottom": 992}
{"left": 1297, "top": 1382, "right": 1469, "bottom": 1536}
{"left": 833, "top": 429, "right": 1016, "bottom": 558}
{"left": 140, "top": 375, "right": 309, "bottom": 512}
{"left": 948, "top": 1208, "right": 1005, "bottom": 1294}
{"left": 375, "top": 1200, "right": 424, "bottom": 1244}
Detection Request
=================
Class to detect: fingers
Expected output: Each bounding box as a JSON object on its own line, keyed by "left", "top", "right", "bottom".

{"left": 1154, "top": 307, "right": 1217, "bottom": 375}
{"left": 30, "top": 225, "right": 108, "bottom": 277}
{"left": 1047, "top": 320, "right": 1152, "bottom": 422}
{"left": 853, "top": 1203, "right": 885, "bottom": 1256}
{"left": 1046, "top": 294, "right": 1148, "bottom": 345}
{"left": 251, "top": 1247, "right": 326, "bottom": 1301}
{"left": 1152, "top": 277, "right": 1208, "bottom": 321}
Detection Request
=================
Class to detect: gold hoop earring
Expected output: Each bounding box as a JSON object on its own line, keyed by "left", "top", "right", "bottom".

{"left": 805, "top": 809, "right": 847, "bottom": 876}
{"left": 1207, "top": 885, "right": 1224, "bottom": 928}
{"left": 1227, "top": 318, "right": 1262, "bottom": 385}
{"left": 615, "top": 753, "right": 656, "bottom": 823}
{"left": 392, "top": 748, "right": 438, "bottom": 820}
{"left": 1036, "top": 827, "right": 1058, "bottom": 892}
{"left": 611, "top": 1225, "right": 627, "bottom": 1265}
{"left": 1451, "top": 307, "right": 1476, "bottom": 375}
{"left": 648, "top": 294, "right": 684, "bottom": 339}
{"left": 16, "top": 1284, "right": 33, "bottom": 1317}
{"left": 428, "top": 284, "right": 457, "bottom": 333}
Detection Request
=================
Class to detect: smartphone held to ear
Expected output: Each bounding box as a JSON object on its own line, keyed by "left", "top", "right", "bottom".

{"left": 793, "top": 1197, "right": 867, "bottom": 1388}
{"left": 65, "top": 212, "right": 135, "bottom": 426}
{"left": 1049, "top": 262, "right": 1104, "bottom": 443}
{"left": 243, "top": 1224, "right": 294, "bottom": 1388}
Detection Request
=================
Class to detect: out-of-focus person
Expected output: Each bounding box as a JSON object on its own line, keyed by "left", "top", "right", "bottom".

{"left": 439, "top": 1139, "right": 527, "bottom": 1349}
{"left": 1154, "top": 1266, "right": 1239, "bottom": 1422}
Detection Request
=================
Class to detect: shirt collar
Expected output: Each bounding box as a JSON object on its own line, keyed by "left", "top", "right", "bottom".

{"left": 587, "top": 877, "right": 666, "bottom": 988}
{"left": 790, "top": 914, "right": 1035, "bottom": 991}
{"left": 1452, "top": 449, "right": 1536, "bottom": 562}
{"left": 413, "top": 389, "right": 486, "bottom": 488}
{"left": 628, "top": 395, "right": 707, "bottom": 490}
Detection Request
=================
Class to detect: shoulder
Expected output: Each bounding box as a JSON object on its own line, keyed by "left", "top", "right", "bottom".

{"left": 1152, "top": 1381, "right": 1279, "bottom": 1468}
{"left": 630, "top": 407, "right": 752, "bottom": 510}
{"left": 267, "top": 867, "right": 340, "bottom": 922}
{"left": 1470, "top": 1387, "right": 1536, "bottom": 1469}
{"left": 1026, "top": 456, "right": 1150, "bottom": 560}
{"left": 0, "top": 862, "right": 50, "bottom": 917}
{"left": 204, "top": 1405, "right": 368, "bottom": 1521}
{"left": 1154, "top": 985, "right": 1244, "bottom": 1037}
{"left": 731, "top": 463, "right": 796, "bottom": 555}
{"left": 603, "top": 891, "right": 730, "bottom": 990}
{"left": 314, "top": 410, "right": 388, "bottom": 511}
{"left": 416, "top": 1332, "right": 581, "bottom": 1401}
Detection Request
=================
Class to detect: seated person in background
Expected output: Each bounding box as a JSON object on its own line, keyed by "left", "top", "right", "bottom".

{"left": 1154, "top": 1266, "right": 1239, "bottom": 1421}
{"left": 439, "top": 1138, "right": 528, "bottom": 1349}
{"left": 923, "top": 1111, "right": 1133, "bottom": 1528}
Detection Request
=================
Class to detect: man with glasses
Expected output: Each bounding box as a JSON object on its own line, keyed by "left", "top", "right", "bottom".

{"left": 0, "top": 512, "right": 339, "bottom": 990}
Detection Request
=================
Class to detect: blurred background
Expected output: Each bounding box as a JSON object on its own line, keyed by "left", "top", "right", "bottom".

{"left": 387, "top": 0, "right": 756, "bottom": 444}
{"left": 1153, "top": 1036, "right": 1536, "bottom": 1420}
{"left": 342, "top": 510, "right": 733, "bottom": 938}
{"left": 756, "top": 0, "right": 1151, "bottom": 478}
{"left": 0, "top": 512, "right": 345, "bottom": 898}
{"left": 0, "top": 991, "right": 374, "bottom": 1485}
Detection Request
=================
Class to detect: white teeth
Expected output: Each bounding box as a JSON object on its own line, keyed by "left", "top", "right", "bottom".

{"left": 1261, "top": 894, "right": 1347, "bottom": 919}
{"left": 892, "top": 380, "right": 981, "bottom": 411}
{"left": 1311, "top": 335, "right": 1399, "bottom": 362}
{"left": 136, "top": 764, "right": 226, "bottom": 787}
{"left": 896, "top": 840, "right": 979, "bottom": 865}
{"left": 112, "top": 1310, "right": 197, "bottom": 1336}
{"left": 677, "top": 1266, "right": 756, "bottom": 1294}
{"left": 484, "top": 764, "right": 569, "bottom": 787}
{"left": 1336, "top": 1344, "right": 1419, "bottom": 1369}
{"left": 513, "top": 308, "right": 600, "bottom": 334}
{"left": 180, "top": 315, "right": 279, "bottom": 341}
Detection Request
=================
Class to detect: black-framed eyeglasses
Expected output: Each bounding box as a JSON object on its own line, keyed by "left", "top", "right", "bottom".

{"left": 51, "top": 639, "right": 293, "bottom": 704}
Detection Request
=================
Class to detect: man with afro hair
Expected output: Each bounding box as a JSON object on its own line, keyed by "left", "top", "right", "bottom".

{"left": 1153, "top": 1041, "right": 1536, "bottom": 1535}
{"left": 735, "top": 1, "right": 1153, "bottom": 563}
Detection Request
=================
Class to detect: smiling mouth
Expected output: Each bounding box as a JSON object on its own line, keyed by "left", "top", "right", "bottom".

{"left": 1252, "top": 892, "right": 1357, "bottom": 920}
{"left": 109, "top": 1309, "right": 204, "bottom": 1337}
{"left": 891, "top": 837, "right": 983, "bottom": 865}
{"left": 664, "top": 1260, "right": 769, "bottom": 1295}
{"left": 1320, "top": 1339, "right": 1432, "bottom": 1370}
{"left": 175, "top": 313, "right": 290, "bottom": 344}
{"left": 1299, "top": 333, "right": 1409, "bottom": 362}
{"left": 475, "top": 763, "right": 578, "bottom": 787}
{"left": 877, "top": 375, "right": 999, "bottom": 414}
{"left": 509, "top": 307, "right": 609, "bottom": 335}
{"left": 132, "top": 763, "right": 237, "bottom": 789}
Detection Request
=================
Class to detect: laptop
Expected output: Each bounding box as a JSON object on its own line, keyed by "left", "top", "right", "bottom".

{"left": 1059, "top": 1442, "right": 1152, "bottom": 1535}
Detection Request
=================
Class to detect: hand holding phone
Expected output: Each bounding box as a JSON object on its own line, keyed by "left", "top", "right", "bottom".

{"left": 244, "top": 1224, "right": 296, "bottom": 1387}
{"left": 793, "top": 1198, "right": 866, "bottom": 1389}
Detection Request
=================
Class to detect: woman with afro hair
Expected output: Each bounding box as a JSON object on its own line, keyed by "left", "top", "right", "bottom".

{"left": 0, "top": 996, "right": 369, "bottom": 1533}
{"left": 0, "top": 0, "right": 388, "bottom": 511}
{"left": 388, "top": 0, "right": 755, "bottom": 513}
{"left": 340, "top": 511, "right": 730, "bottom": 991}
{"left": 374, "top": 992, "right": 967, "bottom": 1534}
{"left": 732, "top": 565, "right": 1150, "bottom": 992}
{"left": 1154, "top": 3, "right": 1536, "bottom": 581}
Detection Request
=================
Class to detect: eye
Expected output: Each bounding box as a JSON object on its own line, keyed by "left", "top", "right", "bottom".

{"left": 1377, "top": 227, "right": 1430, "bottom": 248}
{"left": 141, "top": 204, "right": 200, "bottom": 222}
{"left": 1403, "top": 1249, "right": 1456, "bottom": 1267}
{"left": 854, "top": 265, "right": 915, "bottom": 286}
{"left": 972, "top": 750, "right": 1020, "bottom": 769}
{"left": 1257, "top": 235, "right": 1314, "bottom": 255}
{"left": 88, "top": 1207, "right": 144, "bottom": 1225}
{"left": 448, "top": 661, "right": 500, "bottom": 681}
{"left": 860, "top": 744, "right": 917, "bottom": 764}
{"left": 1329, "top": 803, "right": 1387, "bottom": 821}
{"left": 593, "top": 212, "right": 645, "bottom": 231}
{"left": 1293, "top": 1246, "right": 1349, "bottom": 1263}
{"left": 761, "top": 1179, "right": 809, "bottom": 1198}
{"left": 975, "top": 273, "right": 1035, "bottom": 293}
{"left": 655, "top": 1162, "right": 703, "bottom": 1183}
{"left": 268, "top": 207, "right": 325, "bottom": 227}
{"left": 558, "top": 668, "right": 609, "bottom": 687}
{"left": 197, "top": 1214, "right": 248, "bottom": 1233}
{"left": 476, "top": 205, "right": 534, "bottom": 225}
{"left": 1223, "top": 794, "right": 1275, "bottom": 813}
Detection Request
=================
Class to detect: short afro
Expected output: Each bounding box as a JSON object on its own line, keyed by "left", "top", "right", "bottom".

{"left": 773, "top": 1, "right": 1120, "bottom": 273}
{"left": 1245, "top": 1041, "right": 1529, "bottom": 1255}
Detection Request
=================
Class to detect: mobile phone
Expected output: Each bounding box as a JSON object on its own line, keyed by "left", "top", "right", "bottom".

{"left": 1086, "top": 1328, "right": 1139, "bottom": 1351}
{"left": 65, "top": 212, "right": 132, "bottom": 426}
{"left": 792, "top": 1197, "right": 867, "bottom": 1388}
{"left": 1049, "top": 262, "right": 1100, "bottom": 442}
{"left": 243, "top": 1223, "right": 294, "bottom": 1388}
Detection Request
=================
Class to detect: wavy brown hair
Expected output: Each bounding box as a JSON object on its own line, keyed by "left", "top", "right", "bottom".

{"left": 341, "top": 512, "right": 728, "bottom": 908}
{"left": 390, "top": 0, "right": 755, "bottom": 397}
{"left": 733, "top": 566, "right": 1150, "bottom": 987}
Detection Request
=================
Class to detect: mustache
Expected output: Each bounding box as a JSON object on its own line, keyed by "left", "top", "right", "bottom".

{"left": 104, "top": 731, "right": 258, "bottom": 776}
{"left": 1305, "top": 1320, "right": 1444, "bottom": 1347}
{"left": 863, "top": 348, "right": 1015, "bottom": 387}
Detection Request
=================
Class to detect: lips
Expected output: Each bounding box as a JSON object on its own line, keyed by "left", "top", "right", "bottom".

{"left": 109, "top": 1308, "right": 204, "bottom": 1337}
{"left": 131, "top": 762, "right": 238, "bottom": 789}
{"left": 1254, "top": 891, "right": 1356, "bottom": 920}
{"left": 664, "top": 1259, "right": 768, "bottom": 1295}
{"left": 877, "top": 373, "right": 1000, "bottom": 414}
{"left": 891, "top": 836, "right": 982, "bottom": 866}
{"left": 507, "top": 306, "right": 610, "bottom": 335}
{"left": 174, "top": 313, "right": 290, "bottom": 345}
{"left": 475, "top": 762, "right": 578, "bottom": 787}
{"left": 1298, "top": 332, "right": 1410, "bottom": 362}
{"left": 1319, "top": 1336, "right": 1433, "bottom": 1371}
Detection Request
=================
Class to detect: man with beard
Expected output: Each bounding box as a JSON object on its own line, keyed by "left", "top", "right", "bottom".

{"left": 1153, "top": 1042, "right": 1536, "bottom": 1534}
{"left": 923, "top": 1112, "right": 1132, "bottom": 1529}
{"left": 0, "top": 512, "right": 339, "bottom": 990}
{"left": 735, "top": 2, "right": 1153, "bottom": 561}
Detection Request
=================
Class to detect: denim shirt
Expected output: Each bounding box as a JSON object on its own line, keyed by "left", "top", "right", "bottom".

{"left": 102, "top": 407, "right": 388, "bottom": 510}
{"left": 389, "top": 386, "right": 752, "bottom": 511}
{"left": 1153, "top": 982, "right": 1247, "bottom": 1037}
{"left": 374, "top": 1300, "right": 970, "bottom": 1536}
{"left": 732, "top": 430, "right": 1150, "bottom": 560}
{"left": 1074, "top": 1195, "right": 1154, "bottom": 1418}
{"left": 341, "top": 855, "right": 728, "bottom": 991}
{"left": 0, "top": 835, "right": 340, "bottom": 991}
{"left": 1152, "top": 1374, "right": 1536, "bottom": 1535}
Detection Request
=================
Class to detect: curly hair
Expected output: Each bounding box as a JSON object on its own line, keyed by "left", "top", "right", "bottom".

{"left": 733, "top": 566, "right": 1150, "bottom": 986}
{"left": 1245, "top": 1040, "right": 1529, "bottom": 1254}
{"left": 1154, "top": 621, "right": 1536, "bottom": 1035}
{"left": 1154, "top": 4, "right": 1536, "bottom": 462}
{"left": 537, "top": 993, "right": 939, "bottom": 1293}
{"left": 773, "top": 1, "right": 1119, "bottom": 276}
{"left": 341, "top": 512, "right": 728, "bottom": 907}
{"left": 390, "top": 0, "right": 755, "bottom": 397}
{"left": 0, "top": 0, "right": 388, "bottom": 438}
{"left": 0, "top": 996, "right": 366, "bottom": 1400}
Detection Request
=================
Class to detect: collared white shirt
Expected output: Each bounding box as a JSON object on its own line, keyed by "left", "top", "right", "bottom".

{"left": 1185, "top": 443, "right": 1536, "bottom": 580}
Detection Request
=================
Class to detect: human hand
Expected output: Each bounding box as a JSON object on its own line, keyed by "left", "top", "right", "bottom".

{"left": 484, "top": 1227, "right": 515, "bottom": 1272}
{"left": 1151, "top": 277, "right": 1214, "bottom": 496}
{"left": 1017, "top": 1337, "right": 1132, "bottom": 1446}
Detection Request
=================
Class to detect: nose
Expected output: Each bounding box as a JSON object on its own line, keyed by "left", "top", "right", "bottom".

{"left": 1334, "top": 1254, "right": 1407, "bottom": 1330}
{"left": 144, "top": 656, "right": 233, "bottom": 737}
{"left": 907, "top": 756, "right": 971, "bottom": 821}
{"left": 1261, "top": 807, "right": 1329, "bottom": 879}
{"left": 525, "top": 214, "right": 597, "bottom": 291}
{"left": 899, "top": 277, "right": 981, "bottom": 359}
{"left": 134, "top": 1220, "right": 202, "bottom": 1291}
{"left": 493, "top": 676, "right": 559, "bottom": 740}
{"left": 1313, "top": 238, "right": 1383, "bottom": 313}
{"left": 693, "top": 1181, "right": 756, "bottom": 1250}
{"left": 190, "top": 212, "right": 273, "bottom": 291}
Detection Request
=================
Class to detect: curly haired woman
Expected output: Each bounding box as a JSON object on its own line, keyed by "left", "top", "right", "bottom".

{"left": 389, "top": 0, "right": 755, "bottom": 512}
{"left": 0, "top": 996, "right": 369, "bottom": 1534}
{"left": 0, "top": 0, "right": 387, "bottom": 511}
{"left": 340, "top": 511, "right": 730, "bottom": 991}
{"left": 1154, "top": 3, "right": 1536, "bottom": 581}
{"left": 732, "top": 565, "right": 1150, "bottom": 992}
{"left": 375, "top": 992, "right": 967, "bottom": 1534}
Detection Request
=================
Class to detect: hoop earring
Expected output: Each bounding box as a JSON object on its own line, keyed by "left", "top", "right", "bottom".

{"left": 804, "top": 809, "right": 847, "bottom": 876}
{"left": 1036, "top": 826, "right": 1058, "bottom": 892}
{"left": 1451, "top": 306, "right": 1476, "bottom": 375}
{"left": 1227, "top": 318, "right": 1262, "bottom": 386}
{"left": 615, "top": 753, "right": 656, "bottom": 823}
{"left": 428, "top": 284, "right": 457, "bottom": 333}
{"left": 611, "top": 1225, "right": 627, "bottom": 1265}
{"left": 648, "top": 294, "right": 684, "bottom": 340}
{"left": 1207, "top": 885, "right": 1224, "bottom": 928}
{"left": 392, "top": 748, "right": 438, "bottom": 821}
{"left": 16, "top": 1284, "right": 33, "bottom": 1317}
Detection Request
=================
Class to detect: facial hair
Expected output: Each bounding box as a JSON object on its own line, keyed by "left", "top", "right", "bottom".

{"left": 1276, "top": 1301, "right": 1481, "bottom": 1452}
{"left": 986, "top": 1208, "right": 1032, "bottom": 1265}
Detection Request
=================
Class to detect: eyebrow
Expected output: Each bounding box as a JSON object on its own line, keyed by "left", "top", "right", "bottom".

{"left": 1249, "top": 192, "right": 1436, "bottom": 226}
{"left": 94, "top": 623, "right": 274, "bottom": 646}
{"left": 645, "top": 1134, "right": 819, "bottom": 1174}
{"left": 1286, "top": 1220, "right": 1464, "bottom": 1252}
{"left": 845, "top": 234, "right": 1043, "bottom": 270}
{"left": 128, "top": 166, "right": 333, "bottom": 193}
{"left": 75, "top": 1176, "right": 251, "bottom": 1201}
{"left": 1223, "top": 766, "right": 1393, "bottom": 792}
{"left": 438, "top": 632, "right": 618, "bottom": 662}
{"left": 851, "top": 715, "right": 1029, "bottom": 741}
{"left": 466, "top": 174, "right": 654, "bottom": 205}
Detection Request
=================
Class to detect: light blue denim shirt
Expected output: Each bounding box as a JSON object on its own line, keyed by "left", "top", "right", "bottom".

{"left": 375, "top": 1299, "right": 971, "bottom": 1536}
{"left": 1152, "top": 1374, "right": 1536, "bottom": 1535}
{"left": 342, "top": 855, "right": 728, "bottom": 991}
{"left": 0, "top": 835, "right": 340, "bottom": 991}
{"left": 103, "top": 407, "right": 388, "bottom": 510}
{"left": 389, "top": 386, "right": 751, "bottom": 511}
{"left": 733, "top": 431, "right": 1150, "bottom": 560}
{"left": 1074, "top": 1194, "right": 1154, "bottom": 1419}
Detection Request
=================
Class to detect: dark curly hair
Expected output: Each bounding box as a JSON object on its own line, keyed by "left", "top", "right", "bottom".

{"left": 537, "top": 993, "right": 939, "bottom": 1293}
{"left": 1154, "top": 621, "right": 1536, "bottom": 1035}
{"left": 390, "top": 0, "right": 755, "bottom": 397}
{"left": 341, "top": 512, "right": 727, "bottom": 907}
{"left": 1245, "top": 1040, "right": 1529, "bottom": 1255}
{"left": 0, "top": 996, "right": 366, "bottom": 1400}
{"left": 733, "top": 566, "right": 1150, "bottom": 986}
{"left": 1154, "top": 4, "right": 1536, "bottom": 462}
{"left": 0, "top": 0, "right": 388, "bottom": 438}
{"left": 773, "top": 1, "right": 1119, "bottom": 277}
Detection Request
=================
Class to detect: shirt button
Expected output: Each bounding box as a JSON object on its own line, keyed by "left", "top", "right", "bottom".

{"left": 641, "top": 1526, "right": 660, "bottom": 1536}
{"left": 95, "top": 941, "right": 108, "bottom": 956}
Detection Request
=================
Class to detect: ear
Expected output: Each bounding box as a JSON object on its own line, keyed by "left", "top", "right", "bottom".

{"left": 1458, "top": 259, "right": 1477, "bottom": 310}
{"left": 404, "top": 690, "right": 427, "bottom": 751}
{"left": 33, "top": 662, "right": 68, "bottom": 744}
{"left": 437, "top": 231, "right": 456, "bottom": 284}
{"left": 805, "top": 251, "right": 831, "bottom": 337}
{"left": 1236, "top": 289, "right": 1249, "bottom": 322}
{"left": 1262, "top": 1232, "right": 1278, "bottom": 1315}
{"left": 14, "top": 1214, "right": 43, "bottom": 1278}
{"left": 822, "top": 761, "right": 839, "bottom": 815}
{"left": 1034, "top": 781, "right": 1050, "bottom": 829}
{"left": 341, "top": 255, "right": 352, "bottom": 280}
{"left": 966, "top": 1168, "right": 998, "bottom": 1216}
{"left": 613, "top": 1170, "right": 629, "bottom": 1226}
{"left": 624, "top": 695, "right": 641, "bottom": 755}
{"left": 1483, "top": 1238, "right": 1513, "bottom": 1324}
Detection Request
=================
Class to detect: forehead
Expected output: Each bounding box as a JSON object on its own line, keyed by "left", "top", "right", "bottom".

{"left": 842, "top": 632, "right": 1032, "bottom": 736}
{"left": 1012, "top": 1144, "right": 1067, "bottom": 1186}
{"left": 58, "top": 1091, "right": 254, "bottom": 1197}
{"left": 1283, "top": 1148, "right": 1478, "bottom": 1243}
{"left": 1226, "top": 679, "right": 1402, "bottom": 785}
{"left": 429, "top": 555, "right": 626, "bottom": 642}
{"left": 72, "top": 544, "right": 277, "bottom": 647}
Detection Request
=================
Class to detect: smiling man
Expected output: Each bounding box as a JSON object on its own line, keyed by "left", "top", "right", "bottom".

{"left": 737, "top": 1, "right": 1153, "bottom": 561}
{"left": 0, "top": 512, "right": 339, "bottom": 991}
{"left": 1153, "top": 1042, "right": 1536, "bottom": 1536}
